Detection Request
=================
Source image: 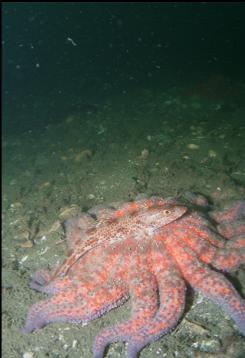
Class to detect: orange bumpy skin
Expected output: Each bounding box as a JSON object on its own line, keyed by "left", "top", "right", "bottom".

{"left": 22, "top": 195, "right": 245, "bottom": 358}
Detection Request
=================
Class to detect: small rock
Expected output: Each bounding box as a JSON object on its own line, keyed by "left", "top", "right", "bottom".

{"left": 17, "top": 229, "right": 30, "bottom": 241}
{"left": 18, "top": 240, "right": 33, "bottom": 249}
{"left": 41, "top": 181, "right": 51, "bottom": 188}
{"left": 74, "top": 149, "right": 93, "bottom": 162}
{"left": 87, "top": 194, "right": 95, "bottom": 200}
{"left": 10, "top": 202, "right": 23, "bottom": 209}
{"left": 198, "top": 338, "right": 221, "bottom": 353}
{"left": 208, "top": 149, "right": 217, "bottom": 158}
{"left": 140, "top": 149, "right": 149, "bottom": 159}
{"left": 23, "top": 352, "right": 34, "bottom": 358}
{"left": 59, "top": 205, "right": 80, "bottom": 220}
{"left": 187, "top": 143, "right": 199, "bottom": 150}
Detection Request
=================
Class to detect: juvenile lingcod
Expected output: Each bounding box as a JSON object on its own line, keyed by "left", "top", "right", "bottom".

{"left": 22, "top": 195, "right": 245, "bottom": 358}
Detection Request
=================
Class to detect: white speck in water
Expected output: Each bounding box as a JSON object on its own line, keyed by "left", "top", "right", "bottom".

{"left": 66, "top": 37, "right": 77, "bottom": 46}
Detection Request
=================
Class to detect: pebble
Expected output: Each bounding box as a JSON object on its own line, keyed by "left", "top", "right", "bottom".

{"left": 208, "top": 149, "right": 217, "bottom": 158}
{"left": 23, "top": 353, "right": 34, "bottom": 358}
{"left": 72, "top": 339, "right": 78, "bottom": 348}
{"left": 17, "top": 229, "right": 30, "bottom": 241}
{"left": 41, "top": 181, "right": 51, "bottom": 188}
{"left": 10, "top": 202, "right": 23, "bottom": 209}
{"left": 198, "top": 338, "right": 221, "bottom": 353}
{"left": 140, "top": 149, "right": 149, "bottom": 159}
{"left": 187, "top": 143, "right": 199, "bottom": 150}
{"left": 74, "top": 149, "right": 92, "bottom": 162}
{"left": 19, "top": 255, "right": 28, "bottom": 264}
{"left": 18, "top": 240, "right": 33, "bottom": 248}
{"left": 87, "top": 194, "right": 95, "bottom": 200}
{"left": 59, "top": 205, "right": 80, "bottom": 220}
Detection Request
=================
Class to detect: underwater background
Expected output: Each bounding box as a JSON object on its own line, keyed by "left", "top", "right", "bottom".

{"left": 2, "top": 3, "right": 245, "bottom": 358}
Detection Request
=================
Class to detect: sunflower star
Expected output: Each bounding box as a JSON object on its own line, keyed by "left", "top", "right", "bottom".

{"left": 22, "top": 195, "right": 245, "bottom": 358}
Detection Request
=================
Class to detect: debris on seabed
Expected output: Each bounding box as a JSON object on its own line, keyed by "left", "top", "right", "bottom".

{"left": 23, "top": 352, "right": 34, "bottom": 358}
{"left": 187, "top": 143, "right": 199, "bottom": 150}
{"left": 208, "top": 149, "right": 217, "bottom": 158}
{"left": 74, "top": 149, "right": 93, "bottom": 162}
{"left": 139, "top": 148, "right": 150, "bottom": 159}
{"left": 19, "top": 255, "right": 29, "bottom": 264}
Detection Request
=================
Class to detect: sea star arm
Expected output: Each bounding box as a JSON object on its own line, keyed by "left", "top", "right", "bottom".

{"left": 29, "top": 246, "right": 125, "bottom": 296}
{"left": 180, "top": 229, "right": 245, "bottom": 271}
{"left": 217, "top": 221, "right": 245, "bottom": 239}
{"left": 93, "top": 254, "right": 186, "bottom": 358}
{"left": 202, "top": 240, "right": 245, "bottom": 271}
{"left": 210, "top": 200, "right": 245, "bottom": 223}
{"left": 93, "top": 266, "right": 158, "bottom": 358}
{"left": 167, "top": 237, "right": 245, "bottom": 335}
{"left": 189, "top": 267, "right": 245, "bottom": 335}
{"left": 22, "top": 282, "right": 128, "bottom": 334}
{"left": 210, "top": 200, "right": 245, "bottom": 239}
{"left": 127, "top": 268, "right": 186, "bottom": 358}
{"left": 29, "top": 270, "right": 75, "bottom": 295}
